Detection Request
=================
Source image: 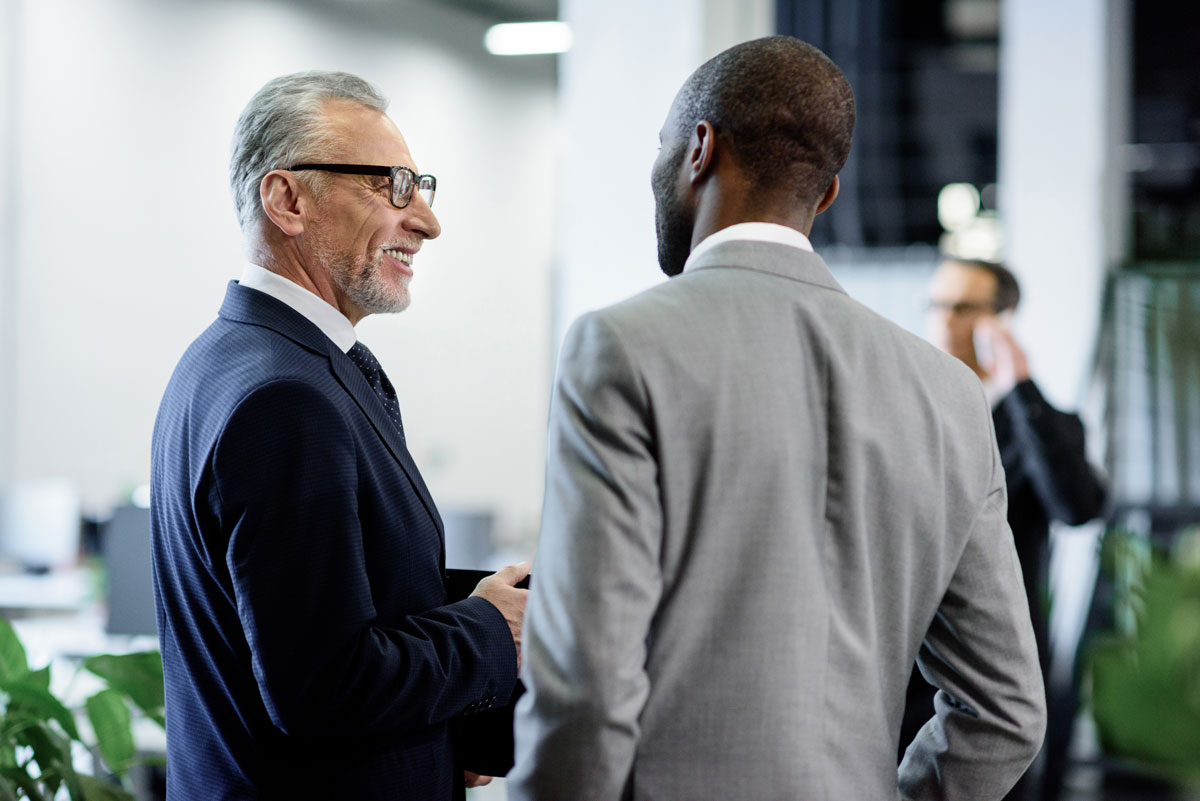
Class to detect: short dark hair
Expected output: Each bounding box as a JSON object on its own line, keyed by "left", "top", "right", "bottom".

{"left": 670, "top": 36, "right": 855, "bottom": 206}
{"left": 947, "top": 258, "right": 1022, "bottom": 313}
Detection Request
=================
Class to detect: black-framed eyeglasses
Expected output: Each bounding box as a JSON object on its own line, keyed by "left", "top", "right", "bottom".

{"left": 927, "top": 299, "right": 998, "bottom": 316}
{"left": 288, "top": 163, "right": 436, "bottom": 209}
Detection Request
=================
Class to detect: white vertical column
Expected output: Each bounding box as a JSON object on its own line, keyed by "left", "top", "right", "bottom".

{"left": 0, "top": 0, "right": 20, "bottom": 485}
{"left": 999, "top": 0, "right": 1130, "bottom": 682}
{"left": 998, "top": 0, "right": 1130, "bottom": 409}
{"left": 702, "top": 0, "right": 775, "bottom": 63}
{"left": 554, "top": 0, "right": 774, "bottom": 343}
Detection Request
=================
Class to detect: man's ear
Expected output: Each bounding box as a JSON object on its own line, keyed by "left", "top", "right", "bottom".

{"left": 260, "top": 170, "right": 308, "bottom": 237}
{"left": 688, "top": 120, "right": 717, "bottom": 185}
{"left": 815, "top": 175, "right": 840, "bottom": 215}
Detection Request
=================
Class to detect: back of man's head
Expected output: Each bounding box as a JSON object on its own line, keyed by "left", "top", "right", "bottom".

{"left": 229, "top": 71, "right": 387, "bottom": 236}
{"left": 671, "top": 36, "right": 855, "bottom": 207}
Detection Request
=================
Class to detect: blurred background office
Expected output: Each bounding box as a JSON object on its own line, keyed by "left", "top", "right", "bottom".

{"left": 1, "top": 0, "right": 1197, "bottom": 799}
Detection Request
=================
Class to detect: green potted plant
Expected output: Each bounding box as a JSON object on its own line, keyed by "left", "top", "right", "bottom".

{"left": 0, "top": 618, "right": 164, "bottom": 800}
{"left": 1087, "top": 526, "right": 1200, "bottom": 784}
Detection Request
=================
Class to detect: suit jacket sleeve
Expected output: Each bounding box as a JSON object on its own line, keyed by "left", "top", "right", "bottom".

{"left": 899, "top": 387, "right": 1048, "bottom": 801}
{"left": 995, "top": 379, "right": 1106, "bottom": 525}
{"left": 510, "top": 312, "right": 663, "bottom": 801}
{"left": 209, "top": 378, "right": 517, "bottom": 740}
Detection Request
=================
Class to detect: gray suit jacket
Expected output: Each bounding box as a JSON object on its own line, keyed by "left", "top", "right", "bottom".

{"left": 510, "top": 240, "right": 1045, "bottom": 801}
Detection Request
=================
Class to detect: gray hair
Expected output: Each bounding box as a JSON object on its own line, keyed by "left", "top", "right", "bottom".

{"left": 229, "top": 71, "right": 388, "bottom": 232}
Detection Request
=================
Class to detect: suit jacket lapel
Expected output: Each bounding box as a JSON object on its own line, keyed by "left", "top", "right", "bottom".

{"left": 219, "top": 281, "right": 446, "bottom": 542}
{"left": 327, "top": 350, "right": 445, "bottom": 539}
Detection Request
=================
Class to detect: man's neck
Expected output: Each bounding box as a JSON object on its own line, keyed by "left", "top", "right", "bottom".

{"left": 689, "top": 187, "right": 816, "bottom": 253}
{"left": 253, "top": 244, "right": 363, "bottom": 325}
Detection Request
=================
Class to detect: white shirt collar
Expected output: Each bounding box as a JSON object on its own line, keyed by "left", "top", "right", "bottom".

{"left": 682, "top": 222, "right": 814, "bottom": 274}
{"left": 238, "top": 263, "right": 358, "bottom": 353}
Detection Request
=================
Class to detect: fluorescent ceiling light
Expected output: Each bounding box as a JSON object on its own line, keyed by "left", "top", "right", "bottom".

{"left": 484, "top": 21, "right": 572, "bottom": 55}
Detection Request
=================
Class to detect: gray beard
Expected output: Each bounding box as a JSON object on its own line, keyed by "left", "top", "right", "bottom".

{"left": 334, "top": 255, "right": 409, "bottom": 316}
{"left": 313, "top": 236, "right": 410, "bottom": 317}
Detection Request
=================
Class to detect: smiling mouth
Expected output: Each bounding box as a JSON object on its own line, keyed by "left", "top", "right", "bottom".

{"left": 383, "top": 247, "right": 413, "bottom": 266}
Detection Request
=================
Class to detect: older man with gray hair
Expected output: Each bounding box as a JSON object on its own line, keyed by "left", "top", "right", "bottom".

{"left": 151, "top": 71, "right": 527, "bottom": 801}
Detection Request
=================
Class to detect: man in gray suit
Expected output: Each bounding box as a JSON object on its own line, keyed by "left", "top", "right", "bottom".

{"left": 509, "top": 36, "right": 1045, "bottom": 801}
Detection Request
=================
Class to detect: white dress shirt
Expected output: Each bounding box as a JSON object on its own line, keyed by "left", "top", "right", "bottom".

{"left": 682, "top": 222, "right": 814, "bottom": 274}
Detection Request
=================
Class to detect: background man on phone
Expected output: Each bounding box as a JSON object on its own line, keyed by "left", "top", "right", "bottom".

{"left": 903, "top": 257, "right": 1108, "bottom": 799}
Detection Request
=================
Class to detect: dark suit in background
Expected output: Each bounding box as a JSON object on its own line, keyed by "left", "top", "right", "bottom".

{"left": 994, "top": 379, "right": 1106, "bottom": 801}
{"left": 995, "top": 379, "right": 1107, "bottom": 669}
{"left": 151, "top": 283, "right": 516, "bottom": 800}
{"left": 906, "top": 258, "right": 1108, "bottom": 801}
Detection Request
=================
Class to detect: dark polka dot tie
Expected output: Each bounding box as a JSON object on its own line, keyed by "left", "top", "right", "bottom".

{"left": 348, "top": 341, "right": 405, "bottom": 442}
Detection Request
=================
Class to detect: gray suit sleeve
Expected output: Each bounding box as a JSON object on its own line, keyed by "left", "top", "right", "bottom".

{"left": 509, "top": 312, "right": 663, "bottom": 801}
{"left": 899, "top": 388, "right": 1048, "bottom": 801}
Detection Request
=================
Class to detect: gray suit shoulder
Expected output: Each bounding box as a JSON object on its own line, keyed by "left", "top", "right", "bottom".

{"left": 577, "top": 266, "right": 989, "bottom": 417}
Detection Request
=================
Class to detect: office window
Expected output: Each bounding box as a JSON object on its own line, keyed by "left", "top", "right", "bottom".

{"left": 776, "top": 0, "right": 1000, "bottom": 249}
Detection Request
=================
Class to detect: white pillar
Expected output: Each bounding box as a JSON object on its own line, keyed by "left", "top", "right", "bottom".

{"left": 554, "top": 0, "right": 774, "bottom": 343}
{"left": 998, "top": 0, "right": 1130, "bottom": 410}
{"left": 0, "top": 0, "right": 20, "bottom": 485}
{"left": 999, "top": 0, "right": 1130, "bottom": 687}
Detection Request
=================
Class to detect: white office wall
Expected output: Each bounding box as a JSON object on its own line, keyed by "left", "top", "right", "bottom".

{"left": 0, "top": 0, "right": 17, "bottom": 486}
{"left": 3, "top": 0, "right": 556, "bottom": 540}
{"left": 554, "top": 0, "right": 774, "bottom": 341}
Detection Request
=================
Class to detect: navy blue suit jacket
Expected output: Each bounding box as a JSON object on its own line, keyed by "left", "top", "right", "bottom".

{"left": 150, "top": 281, "right": 517, "bottom": 800}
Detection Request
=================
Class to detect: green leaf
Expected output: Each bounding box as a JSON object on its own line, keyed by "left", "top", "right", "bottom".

{"left": 82, "top": 652, "right": 164, "bottom": 722}
{"left": 2, "top": 680, "right": 80, "bottom": 740}
{"left": 0, "top": 728, "right": 16, "bottom": 769}
{"left": 7, "top": 713, "right": 81, "bottom": 800}
{"left": 85, "top": 690, "right": 135, "bottom": 776}
{"left": 31, "top": 765, "right": 62, "bottom": 801}
{"left": 0, "top": 620, "right": 29, "bottom": 683}
{"left": 1089, "top": 567, "right": 1200, "bottom": 779}
{"left": 0, "top": 773, "right": 17, "bottom": 801}
{"left": 13, "top": 720, "right": 70, "bottom": 782}
{"left": 26, "top": 666, "right": 50, "bottom": 692}
{"left": 0, "top": 765, "right": 48, "bottom": 801}
{"left": 52, "top": 734, "right": 85, "bottom": 801}
{"left": 76, "top": 774, "right": 136, "bottom": 801}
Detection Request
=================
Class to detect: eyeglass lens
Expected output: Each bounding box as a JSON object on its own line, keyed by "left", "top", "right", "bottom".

{"left": 392, "top": 170, "right": 436, "bottom": 208}
{"left": 416, "top": 175, "right": 435, "bottom": 208}
{"left": 928, "top": 300, "right": 993, "bottom": 316}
